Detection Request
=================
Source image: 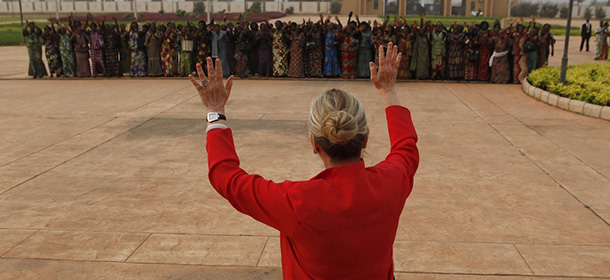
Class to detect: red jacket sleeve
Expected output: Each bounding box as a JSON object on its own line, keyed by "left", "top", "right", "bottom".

{"left": 379, "top": 105, "right": 419, "bottom": 180}
{"left": 206, "top": 128, "right": 300, "bottom": 236}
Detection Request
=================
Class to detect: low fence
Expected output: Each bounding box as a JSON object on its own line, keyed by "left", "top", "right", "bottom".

{"left": 0, "top": 1, "right": 331, "bottom": 15}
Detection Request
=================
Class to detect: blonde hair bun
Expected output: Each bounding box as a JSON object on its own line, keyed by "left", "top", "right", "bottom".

{"left": 321, "top": 110, "right": 358, "bottom": 145}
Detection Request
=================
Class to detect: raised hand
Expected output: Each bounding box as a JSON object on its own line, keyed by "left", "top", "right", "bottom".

{"left": 189, "top": 57, "right": 234, "bottom": 114}
{"left": 369, "top": 42, "right": 401, "bottom": 107}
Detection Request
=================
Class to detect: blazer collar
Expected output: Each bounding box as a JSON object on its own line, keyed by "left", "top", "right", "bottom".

{"left": 311, "top": 160, "right": 366, "bottom": 181}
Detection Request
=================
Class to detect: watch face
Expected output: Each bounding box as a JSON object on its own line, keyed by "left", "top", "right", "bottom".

{"left": 207, "top": 112, "right": 219, "bottom": 122}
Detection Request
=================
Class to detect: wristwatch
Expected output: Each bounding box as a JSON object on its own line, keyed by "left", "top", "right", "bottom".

{"left": 207, "top": 112, "right": 226, "bottom": 123}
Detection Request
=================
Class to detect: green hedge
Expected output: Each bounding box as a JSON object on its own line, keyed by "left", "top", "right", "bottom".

{"left": 528, "top": 63, "right": 610, "bottom": 106}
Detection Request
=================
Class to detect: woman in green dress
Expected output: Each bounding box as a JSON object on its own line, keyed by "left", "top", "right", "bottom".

{"left": 23, "top": 22, "right": 46, "bottom": 78}
{"left": 58, "top": 26, "right": 76, "bottom": 77}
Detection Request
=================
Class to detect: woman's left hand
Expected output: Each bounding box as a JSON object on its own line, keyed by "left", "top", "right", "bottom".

{"left": 189, "top": 57, "right": 234, "bottom": 114}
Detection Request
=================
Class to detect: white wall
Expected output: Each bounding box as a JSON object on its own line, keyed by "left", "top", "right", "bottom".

{"left": 6, "top": 1, "right": 331, "bottom": 15}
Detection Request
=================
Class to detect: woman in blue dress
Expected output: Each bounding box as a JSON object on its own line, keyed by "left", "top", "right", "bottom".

{"left": 323, "top": 17, "right": 341, "bottom": 77}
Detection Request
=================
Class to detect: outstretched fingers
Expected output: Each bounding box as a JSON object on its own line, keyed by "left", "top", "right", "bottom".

{"left": 196, "top": 63, "right": 206, "bottom": 82}
{"left": 188, "top": 74, "right": 202, "bottom": 90}
{"left": 369, "top": 61, "right": 378, "bottom": 84}
{"left": 225, "top": 75, "right": 234, "bottom": 97}
{"left": 215, "top": 58, "right": 222, "bottom": 80}
{"left": 206, "top": 57, "right": 215, "bottom": 81}
{"left": 378, "top": 44, "right": 385, "bottom": 67}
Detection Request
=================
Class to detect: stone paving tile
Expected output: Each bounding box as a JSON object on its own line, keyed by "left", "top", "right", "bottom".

{"left": 3, "top": 230, "right": 149, "bottom": 262}
{"left": 516, "top": 244, "right": 610, "bottom": 278}
{"left": 393, "top": 241, "right": 532, "bottom": 275}
{"left": 0, "top": 258, "right": 283, "bottom": 280}
{"left": 258, "top": 237, "right": 280, "bottom": 267}
{"left": 0, "top": 229, "right": 36, "bottom": 256}
{"left": 127, "top": 234, "right": 268, "bottom": 266}
{"left": 0, "top": 175, "right": 276, "bottom": 236}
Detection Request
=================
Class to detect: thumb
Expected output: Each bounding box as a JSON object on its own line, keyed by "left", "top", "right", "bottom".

{"left": 225, "top": 75, "right": 234, "bottom": 98}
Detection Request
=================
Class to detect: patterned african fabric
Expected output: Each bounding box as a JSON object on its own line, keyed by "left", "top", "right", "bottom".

{"left": 409, "top": 32, "right": 430, "bottom": 79}
{"left": 272, "top": 30, "right": 288, "bottom": 76}
{"left": 323, "top": 29, "right": 340, "bottom": 77}
{"left": 226, "top": 29, "right": 237, "bottom": 74}
{"left": 26, "top": 31, "right": 46, "bottom": 77}
{"left": 104, "top": 32, "right": 120, "bottom": 77}
{"left": 161, "top": 31, "right": 176, "bottom": 77}
{"left": 304, "top": 30, "right": 323, "bottom": 77}
{"left": 464, "top": 36, "right": 478, "bottom": 80}
{"left": 258, "top": 31, "right": 273, "bottom": 77}
{"left": 44, "top": 35, "right": 63, "bottom": 77}
{"left": 490, "top": 39, "right": 510, "bottom": 84}
{"left": 236, "top": 30, "right": 250, "bottom": 78}
{"left": 477, "top": 35, "right": 492, "bottom": 81}
{"left": 287, "top": 31, "right": 304, "bottom": 78}
{"left": 340, "top": 34, "right": 358, "bottom": 79}
{"left": 527, "top": 51, "right": 538, "bottom": 74}
{"left": 537, "top": 36, "right": 549, "bottom": 69}
{"left": 447, "top": 32, "right": 465, "bottom": 80}
{"left": 73, "top": 32, "right": 91, "bottom": 77}
{"left": 90, "top": 32, "right": 106, "bottom": 77}
{"left": 195, "top": 30, "right": 210, "bottom": 66}
{"left": 512, "top": 35, "right": 528, "bottom": 84}
{"left": 178, "top": 51, "right": 192, "bottom": 77}
{"left": 145, "top": 31, "right": 163, "bottom": 77}
{"left": 59, "top": 33, "right": 76, "bottom": 77}
{"left": 119, "top": 31, "right": 131, "bottom": 74}
{"left": 128, "top": 32, "right": 146, "bottom": 77}
{"left": 430, "top": 31, "right": 446, "bottom": 79}
{"left": 356, "top": 32, "right": 373, "bottom": 78}
{"left": 397, "top": 34, "right": 413, "bottom": 80}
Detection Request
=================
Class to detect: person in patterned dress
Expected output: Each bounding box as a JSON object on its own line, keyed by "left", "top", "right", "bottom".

{"left": 396, "top": 24, "right": 414, "bottom": 80}
{"left": 287, "top": 23, "right": 305, "bottom": 78}
{"left": 194, "top": 21, "right": 210, "bottom": 74}
{"left": 23, "top": 22, "right": 46, "bottom": 78}
{"left": 119, "top": 23, "right": 131, "bottom": 75}
{"left": 323, "top": 16, "right": 341, "bottom": 77}
{"left": 128, "top": 22, "right": 146, "bottom": 77}
{"left": 145, "top": 23, "right": 163, "bottom": 77}
{"left": 58, "top": 26, "right": 76, "bottom": 77}
{"left": 271, "top": 20, "right": 288, "bottom": 77}
{"left": 464, "top": 25, "right": 479, "bottom": 81}
{"left": 257, "top": 22, "right": 274, "bottom": 77}
{"left": 103, "top": 22, "right": 121, "bottom": 77}
{"left": 89, "top": 22, "right": 106, "bottom": 77}
{"left": 42, "top": 23, "right": 63, "bottom": 78}
{"left": 177, "top": 25, "right": 194, "bottom": 77}
{"left": 477, "top": 21, "right": 492, "bottom": 81}
{"left": 512, "top": 24, "right": 528, "bottom": 84}
{"left": 355, "top": 22, "right": 373, "bottom": 78}
{"left": 160, "top": 24, "right": 176, "bottom": 77}
{"left": 429, "top": 22, "right": 447, "bottom": 79}
{"left": 71, "top": 20, "right": 91, "bottom": 77}
{"left": 447, "top": 24, "right": 466, "bottom": 80}
{"left": 304, "top": 22, "right": 324, "bottom": 78}
{"left": 490, "top": 30, "right": 511, "bottom": 84}
{"left": 339, "top": 20, "right": 358, "bottom": 80}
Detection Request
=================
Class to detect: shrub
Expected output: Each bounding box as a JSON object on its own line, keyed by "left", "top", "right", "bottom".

{"left": 539, "top": 3, "right": 559, "bottom": 18}
{"left": 137, "top": 12, "right": 145, "bottom": 18}
{"left": 584, "top": 7, "right": 593, "bottom": 19}
{"left": 559, "top": 6, "right": 569, "bottom": 18}
{"left": 159, "top": 9, "right": 165, "bottom": 14}
{"left": 286, "top": 7, "right": 294, "bottom": 14}
{"left": 248, "top": 0, "right": 262, "bottom": 13}
{"left": 176, "top": 9, "right": 186, "bottom": 18}
{"left": 528, "top": 63, "right": 610, "bottom": 106}
{"left": 511, "top": 3, "right": 539, "bottom": 17}
{"left": 595, "top": 6, "right": 607, "bottom": 19}
{"left": 330, "top": 1, "right": 342, "bottom": 14}
{"left": 193, "top": 1, "right": 205, "bottom": 13}
{"left": 123, "top": 13, "right": 132, "bottom": 19}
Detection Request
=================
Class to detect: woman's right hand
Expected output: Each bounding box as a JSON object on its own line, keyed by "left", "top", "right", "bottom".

{"left": 369, "top": 42, "right": 401, "bottom": 107}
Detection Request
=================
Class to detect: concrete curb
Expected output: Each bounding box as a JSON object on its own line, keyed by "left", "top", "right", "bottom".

{"left": 522, "top": 78, "right": 609, "bottom": 121}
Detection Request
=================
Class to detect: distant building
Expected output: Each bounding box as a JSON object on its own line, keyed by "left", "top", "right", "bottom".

{"left": 337, "top": 0, "right": 519, "bottom": 18}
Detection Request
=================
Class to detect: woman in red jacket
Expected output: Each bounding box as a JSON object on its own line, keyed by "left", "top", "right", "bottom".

{"left": 189, "top": 42, "right": 419, "bottom": 280}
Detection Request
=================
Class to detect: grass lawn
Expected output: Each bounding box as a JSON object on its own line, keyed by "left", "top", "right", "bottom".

{"left": 0, "top": 15, "right": 51, "bottom": 23}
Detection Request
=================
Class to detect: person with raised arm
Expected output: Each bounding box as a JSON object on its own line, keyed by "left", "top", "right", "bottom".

{"left": 188, "top": 41, "right": 419, "bottom": 279}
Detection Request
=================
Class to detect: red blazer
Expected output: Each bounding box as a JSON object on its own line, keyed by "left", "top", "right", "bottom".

{"left": 206, "top": 105, "right": 419, "bottom": 279}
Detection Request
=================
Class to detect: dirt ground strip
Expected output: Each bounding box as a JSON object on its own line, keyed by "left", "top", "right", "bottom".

{"left": 0, "top": 41, "right": 609, "bottom": 279}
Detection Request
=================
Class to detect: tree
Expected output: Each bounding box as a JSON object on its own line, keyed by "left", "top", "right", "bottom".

{"left": 248, "top": 0, "right": 262, "bottom": 13}
{"left": 511, "top": 3, "right": 539, "bottom": 17}
{"left": 584, "top": 7, "right": 593, "bottom": 19}
{"left": 193, "top": 1, "right": 205, "bottom": 13}
{"left": 330, "top": 1, "right": 342, "bottom": 14}
{"left": 539, "top": 3, "right": 559, "bottom": 18}
{"left": 559, "top": 6, "right": 569, "bottom": 18}
{"left": 595, "top": 6, "right": 607, "bottom": 18}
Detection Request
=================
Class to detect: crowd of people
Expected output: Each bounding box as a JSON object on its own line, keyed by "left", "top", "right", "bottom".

{"left": 23, "top": 14, "right": 557, "bottom": 84}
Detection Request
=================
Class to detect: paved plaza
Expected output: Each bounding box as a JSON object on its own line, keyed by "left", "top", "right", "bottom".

{"left": 0, "top": 43, "right": 609, "bottom": 279}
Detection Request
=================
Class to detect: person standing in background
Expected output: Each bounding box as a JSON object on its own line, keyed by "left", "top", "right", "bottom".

{"left": 58, "top": 25, "right": 76, "bottom": 77}
{"left": 42, "top": 22, "right": 63, "bottom": 78}
{"left": 89, "top": 22, "right": 106, "bottom": 77}
{"left": 23, "top": 21, "right": 46, "bottom": 78}
{"left": 271, "top": 20, "right": 289, "bottom": 77}
{"left": 103, "top": 21, "right": 121, "bottom": 77}
{"left": 128, "top": 22, "right": 146, "bottom": 77}
{"left": 580, "top": 18, "right": 592, "bottom": 52}
{"left": 72, "top": 20, "right": 91, "bottom": 77}
{"left": 145, "top": 23, "right": 163, "bottom": 77}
